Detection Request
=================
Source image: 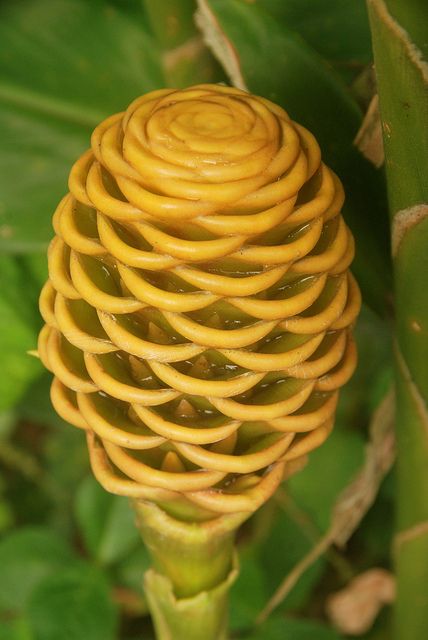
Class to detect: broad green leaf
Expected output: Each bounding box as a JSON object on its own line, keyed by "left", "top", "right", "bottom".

{"left": 246, "top": 428, "right": 365, "bottom": 618}
{"left": 16, "top": 372, "right": 66, "bottom": 428}
{"left": 335, "top": 303, "right": 392, "bottom": 427}
{"left": 115, "top": 544, "right": 152, "bottom": 592}
{"left": 143, "top": 0, "right": 225, "bottom": 86}
{"left": 288, "top": 427, "right": 365, "bottom": 532}
{"left": 230, "top": 550, "right": 268, "bottom": 630}
{"left": 26, "top": 566, "right": 118, "bottom": 640}
{"left": 0, "top": 255, "right": 43, "bottom": 410}
{"left": 0, "top": 255, "right": 42, "bottom": 327}
{"left": 0, "top": 0, "right": 223, "bottom": 252}
{"left": 247, "top": 615, "right": 342, "bottom": 640}
{"left": 9, "top": 401, "right": 88, "bottom": 532}
{"left": 43, "top": 421, "right": 89, "bottom": 506}
{"left": 255, "top": 507, "right": 326, "bottom": 613}
{"left": 19, "top": 254, "right": 48, "bottom": 290}
{"left": 258, "top": 0, "right": 372, "bottom": 81}
{"left": 0, "top": 619, "right": 34, "bottom": 640}
{"left": 198, "top": 0, "right": 392, "bottom": 314}
{"left": 75, "top": 475, "right": 140, "bottom": 565}
{"left": 0, "top": 0, "right": 164, "bottom": 251}
{"left": 0, "top": 527, "right": 76, "bottom": 614}
{"left": 0, "top": 499, "right": 14, "bottom": 533}
{"left": 0, "top": 107, "right": 90, "bottom": 252}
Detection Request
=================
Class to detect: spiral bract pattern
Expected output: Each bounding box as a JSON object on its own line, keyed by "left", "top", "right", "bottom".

{"left": 38, "top": 84, "right": 360, "bottom": 515}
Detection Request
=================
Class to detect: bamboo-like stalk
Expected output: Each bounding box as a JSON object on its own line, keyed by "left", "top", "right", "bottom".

{"left": 367, "top": 1, "right": 428, "bottom": 638}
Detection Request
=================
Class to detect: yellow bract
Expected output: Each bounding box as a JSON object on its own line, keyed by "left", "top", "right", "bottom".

{"left": 38, "top": 84, "right": 360, "bottom": 515}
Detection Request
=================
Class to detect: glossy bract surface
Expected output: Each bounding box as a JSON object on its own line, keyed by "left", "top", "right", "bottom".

{"left": 38, "top": 84, "right": 360, "bottom": 515}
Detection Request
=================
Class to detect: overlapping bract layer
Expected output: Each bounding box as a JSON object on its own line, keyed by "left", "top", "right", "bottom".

{"left": 38, "top": 84, "right": 360, "bottom": 514}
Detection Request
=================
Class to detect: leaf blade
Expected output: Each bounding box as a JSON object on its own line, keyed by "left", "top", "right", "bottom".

{"left": 197, "top": 0, "right": 392, "bottom": 314}
{"left": 0, "top": 0, "right": 163, "bottom": 251}
{"left": 26, "top": 565, "right": 118, "bottom": 640}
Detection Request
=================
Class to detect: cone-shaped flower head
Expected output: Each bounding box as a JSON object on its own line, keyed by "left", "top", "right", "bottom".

{"left": 38, "top": 84, "right": 360, "bottom": 516}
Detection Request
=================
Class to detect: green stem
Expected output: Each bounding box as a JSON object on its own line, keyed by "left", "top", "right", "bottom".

{"left": 133, "top": 501, "right": 247, "bottom": 639}
{"left": 367, "top": 1, "right": 428, "bottom": 638}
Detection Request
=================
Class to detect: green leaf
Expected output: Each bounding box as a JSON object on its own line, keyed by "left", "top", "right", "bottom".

{"left": 0, "top": 0, "right": 164, "bottom": 252}
{"left": 0, "top": 106, "right": 89, "bottom": 252}
{"left": 247, "top": 615, "right": 342, "bottom": 640}
{"left": 258, "top": 0, "right": 372, "bottom": 81}
{"left": 143, "top": 0, "right": 225, "bottom": 86}
{"left": 26, "top": 565, "right": 118, "bottom": 640}
{"left": 257, "top": 513, "right": 326, "bottom": 613}
{"left": 0, "top": 0, "right": 223, "bottom": 252}
{"left": 75, "top": 475, "right": 140, "bottom": 565}
{"left": 0, "top": 255, "right": 43, "bottom": 410}
{"left": 0, "top": 498, "right": 14, "bottom": 533}
{"left": 245, "top": 428, "right": 365, "bottom": 618}
{"left": 197, "top": 0, "right": 392, "bottom": 315}
{"left": 19, "top": 254, "right": 48, "bottom": 290}
{"left": 356, "top": 471, "right": 394, "bottom": 565}
{"left": 0, "top": 410, "right": 16, "bottom": 439}
{"left": 0, "top": 527, "right": 76, "bottom": 614}
{"left": 16, "top": 372, "right": 67, "bottom": 429}
{"left": 0, "top": 310, "right": 40, "bottom": 411}
{"left": 0, "top": 255, "right": 41, "bottom": 327}
{"left": 230, "top": 550, "right": 267, "bottom": 630}
{"left": 115, "top": 544, "right": 152, "bottom": 592}
{"left": 335, "top": 303, "right": 392, "bottom": 427}
{"left": 255, "top": 508, "right": 326, "bottom": 613}
{"left": 0, "top": 619, "right": 34, "bottom": 640}
{"left": 288, "top": 427, "right": 366, "bottom": 532}
{"left": 42, "top": 423, "right": 89, "bottom": 517}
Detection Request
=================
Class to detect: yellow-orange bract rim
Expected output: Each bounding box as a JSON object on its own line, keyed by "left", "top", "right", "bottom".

{"left": 39, "top": 83, "right": 360, "bottom": 515}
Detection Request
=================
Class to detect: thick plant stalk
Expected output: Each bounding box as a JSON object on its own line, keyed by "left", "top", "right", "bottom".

{"left": 134, "top": 502, "right": 244, "bottom": 639}
{"left": 367, "top": 2, "right": 428, "bottom": 638}
{"left": 38, "top": 84, "right": 360, "bottom": 638}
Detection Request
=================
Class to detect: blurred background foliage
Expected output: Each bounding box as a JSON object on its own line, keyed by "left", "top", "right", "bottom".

{"left": 0, "top": 1, "right": 395, "bottom": 638}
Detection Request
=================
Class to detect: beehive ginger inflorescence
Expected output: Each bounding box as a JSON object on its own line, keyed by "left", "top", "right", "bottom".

{"left": 38, "top": 84, "right": 361, "bottom": 515}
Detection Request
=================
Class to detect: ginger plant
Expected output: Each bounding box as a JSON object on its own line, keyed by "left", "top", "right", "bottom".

{"left": 38, "top": 84, "right": 360, "bottom": 639}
